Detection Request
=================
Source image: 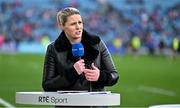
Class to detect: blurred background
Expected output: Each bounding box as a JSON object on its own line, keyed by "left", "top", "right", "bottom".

{"left": 0, "top": 0, "right": 180, "bottom": 107}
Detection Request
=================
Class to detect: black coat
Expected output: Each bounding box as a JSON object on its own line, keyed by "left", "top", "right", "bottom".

{"left": 42, "top": 30, "right": 119, "bottom": 92}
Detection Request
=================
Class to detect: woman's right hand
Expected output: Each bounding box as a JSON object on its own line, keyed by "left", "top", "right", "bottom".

{"left": 73, "top": 59, "right": 85, "bottom": 75}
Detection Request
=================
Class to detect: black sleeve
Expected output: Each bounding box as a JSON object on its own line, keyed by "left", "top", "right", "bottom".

{"left": 42, "top": 44, "right": 79, "bottom": 91}
{"left": 95, "top": 40, "right": 119, "bottom": 87}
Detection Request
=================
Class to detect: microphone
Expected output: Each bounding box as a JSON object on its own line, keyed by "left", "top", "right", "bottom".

{"left": 72, "top": 43, "right": 84, "bottom": 59}
{"left": 72, "top": 43, "right": 92, "bottom": 92}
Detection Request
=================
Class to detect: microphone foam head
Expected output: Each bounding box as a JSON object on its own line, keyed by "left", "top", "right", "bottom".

{"left": 72, "top": 43, "right": 84, "bottom": 57}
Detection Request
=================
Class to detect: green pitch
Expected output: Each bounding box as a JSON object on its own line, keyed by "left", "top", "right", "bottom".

{"left": 0, "top": 53, "right": 180, "bottom": 107}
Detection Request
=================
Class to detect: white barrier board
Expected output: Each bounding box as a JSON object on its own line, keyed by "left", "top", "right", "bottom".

{"left": 16, "top": 92, "right": 120, "bottom": 106}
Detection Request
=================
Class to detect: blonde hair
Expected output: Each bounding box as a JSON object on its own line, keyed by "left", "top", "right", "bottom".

{"left": 57, "top": 7, "right": 80, "bottom": 26}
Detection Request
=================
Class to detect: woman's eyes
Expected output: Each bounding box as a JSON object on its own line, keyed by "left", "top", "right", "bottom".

{"left": 78, "top": 21, "right": 82, "bottom": 24}
{"left": 70, "top": 21, "right": 82, "bottom": 25}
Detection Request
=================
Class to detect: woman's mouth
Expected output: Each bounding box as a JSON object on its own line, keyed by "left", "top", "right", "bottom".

{"left": 75, "top": 31, "right": 82, "bottom": 35}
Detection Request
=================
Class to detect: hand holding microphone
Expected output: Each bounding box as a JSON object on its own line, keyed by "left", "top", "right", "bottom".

{"left": 72, "top": 43, "right": 100, "bottom": 81}
{"left": 72, "top": 43, "right": 85, "bottom": 75}
{"left": 73, "top": 59, "right": 85, "bottom": 75}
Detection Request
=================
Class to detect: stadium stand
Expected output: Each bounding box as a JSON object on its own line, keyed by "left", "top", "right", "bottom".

{"left": 0, "top": 0, "right": 180, "bottom": 55}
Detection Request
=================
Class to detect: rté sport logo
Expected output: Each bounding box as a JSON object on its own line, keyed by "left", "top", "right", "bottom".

{"left": 38, "top": 96, "right": 68, "bottom": 104}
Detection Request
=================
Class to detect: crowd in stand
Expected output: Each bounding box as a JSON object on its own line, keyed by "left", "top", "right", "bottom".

{"left": 0, "top": 0, "right": 179, "bottom": 56}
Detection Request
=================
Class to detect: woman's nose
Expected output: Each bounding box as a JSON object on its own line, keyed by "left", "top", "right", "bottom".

{"left": 76, "top": 23, "right": 81, "bottom": 29}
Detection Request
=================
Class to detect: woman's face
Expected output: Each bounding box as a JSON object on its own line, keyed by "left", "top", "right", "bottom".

{"left": 61, "top": 14, "right": 83, "bottom": 43}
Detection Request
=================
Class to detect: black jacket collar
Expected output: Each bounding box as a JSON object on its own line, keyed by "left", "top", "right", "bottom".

{"left": 54, "top": 30, "right": 100, "bottom": 52}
